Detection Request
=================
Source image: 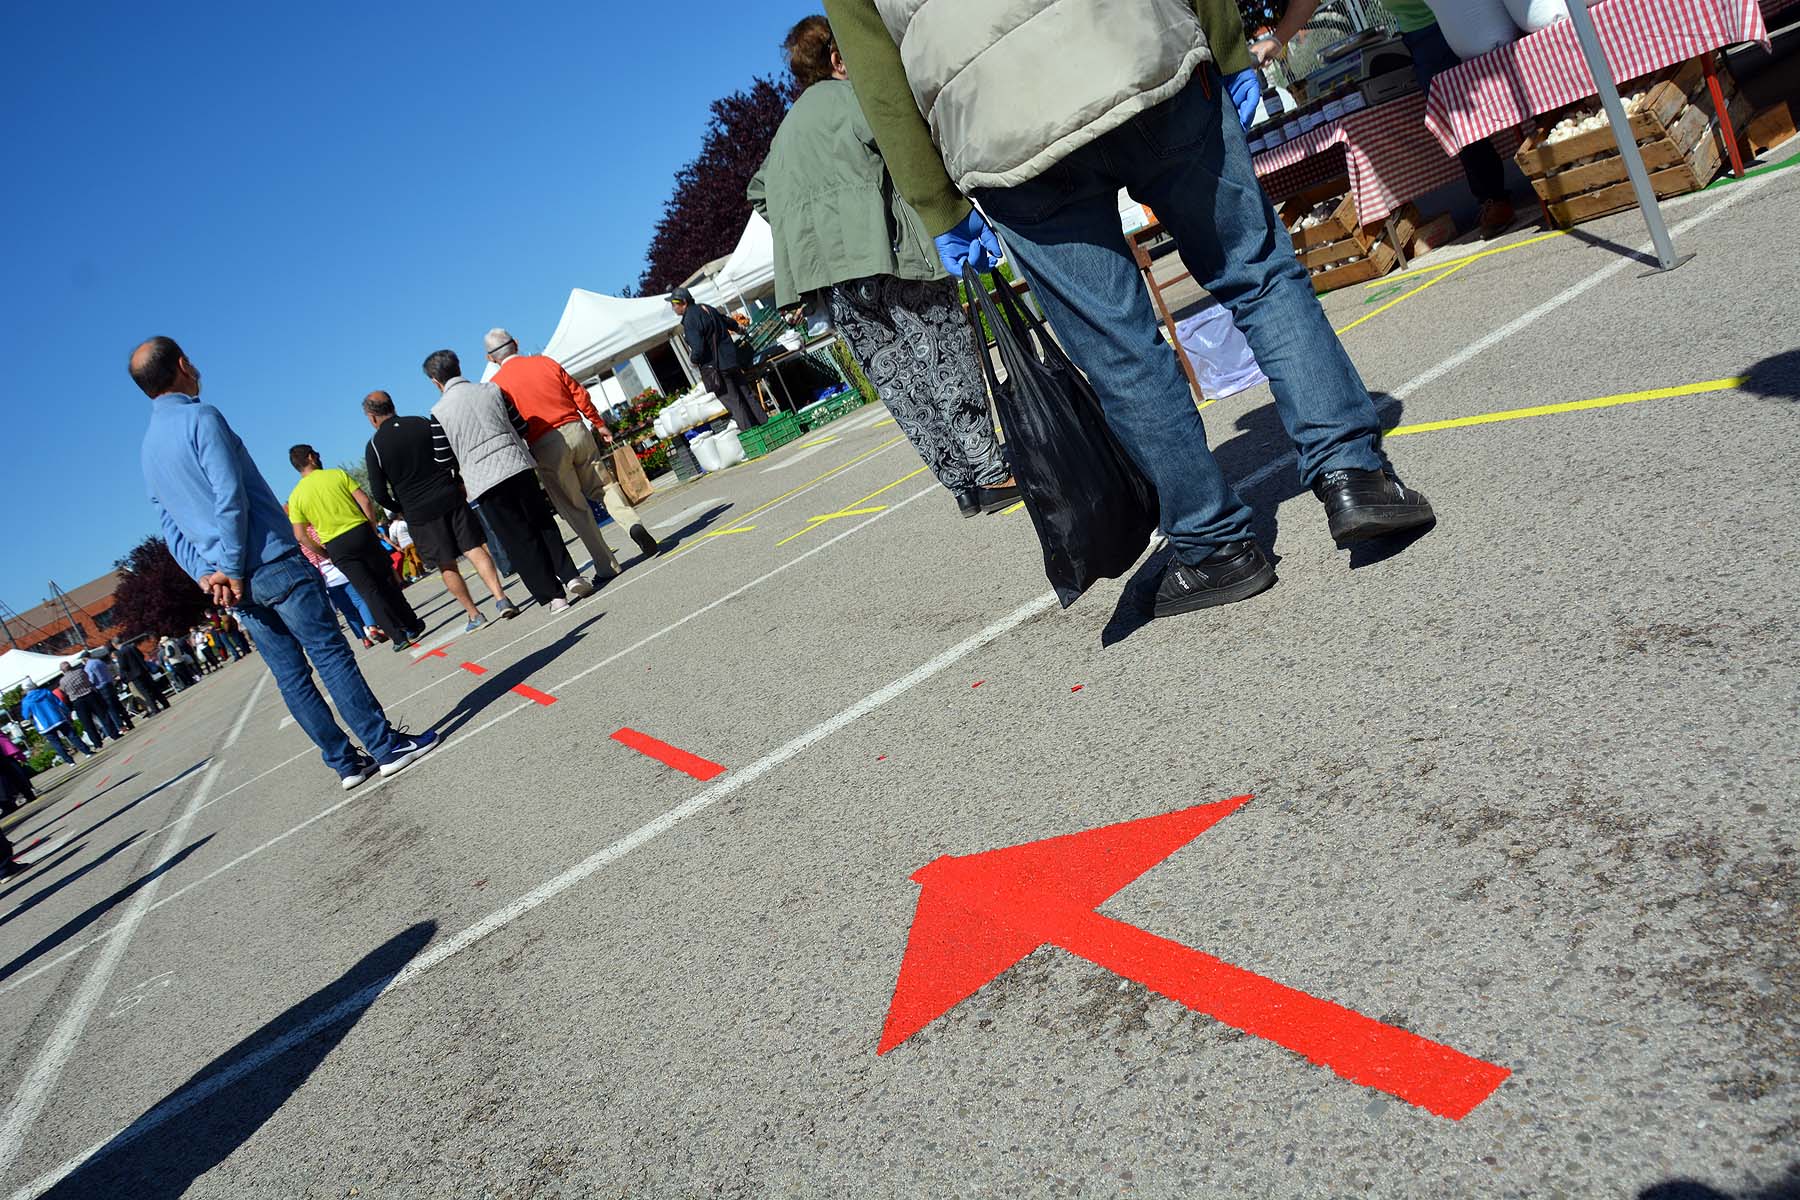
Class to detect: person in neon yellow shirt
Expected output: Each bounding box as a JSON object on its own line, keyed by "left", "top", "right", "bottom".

{"left": 286, "top": 446, "right": 423, "bottom": 650}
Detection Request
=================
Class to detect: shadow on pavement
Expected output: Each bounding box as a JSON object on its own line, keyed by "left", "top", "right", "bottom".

{"left": 1639, "top": 1175, "right": 1800, "bottom": 1200}
{"left": 37, "top": 921, "right": 437, "bottom": 1200}
{"left": 1740, "top": 347, "right": 1800, "bottom": 401}
{"left": 1099, "top": 394, "right": 1409, "bottom": 645}
{"left": 1563, "top": 224, "right": 1662, "bottom": 269}
{"left": 0, "top": 841, "right": 90, "bottom": 905}
{"left": 0, "top": 835, "right": 213, "bottom": 984}
{"left": 0, "top": 832, "right": 144, "bottom": 930}
{"left": 655, "top": 503, "right": 735, "bottom": 554}
{"left": 17, "top": 760, "right": 209, "bottom": 846}
{"left": 430, "top": 614, "right": 604, "bottom": 739}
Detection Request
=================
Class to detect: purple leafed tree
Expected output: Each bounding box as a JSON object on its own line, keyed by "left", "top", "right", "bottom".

{"left": 637, "top": 76, "right": 796, "bottom": 297}
{"left": 113, "top": 535, "right": 211, "bottom": 638}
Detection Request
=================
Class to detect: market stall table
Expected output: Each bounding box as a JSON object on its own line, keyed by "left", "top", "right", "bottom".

{"left": 1422, "top": 0, "right": 1776, "bottom": 178}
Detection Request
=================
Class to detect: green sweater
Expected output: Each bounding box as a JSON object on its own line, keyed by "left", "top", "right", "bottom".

{"left": 825, "top": 0, "right": 1252, "bottom": 235}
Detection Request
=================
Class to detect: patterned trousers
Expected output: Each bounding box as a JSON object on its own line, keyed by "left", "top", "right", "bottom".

{"left": 829, "top": 275, "right": 1009, "bottom": 493}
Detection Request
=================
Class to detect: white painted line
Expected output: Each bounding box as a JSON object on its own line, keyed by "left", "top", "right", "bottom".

{"left": 1230, "top": 166, "right": 1783, "bottom": 498}
{"left": 9, "top": 591, "right": 1058, "bottom": 1199}
{"left": 0, "top": 483, "right": 939, "bottom": 999}
{"left": 0, "top": 672, "right": 270, "bottom": 1179}
{"left": 760, "top": 441, "right": 842, "bottom": 472}
{"left": 651, "top": 500, "right": 729, "bottom": 529}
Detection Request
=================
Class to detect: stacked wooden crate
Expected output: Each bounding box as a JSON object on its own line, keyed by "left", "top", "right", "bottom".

{"left": 1515, "top": 60, "right": 1749, "bottom": 228}
{"left": 1282, "top": 189, "right": 1405, "bottom": 293}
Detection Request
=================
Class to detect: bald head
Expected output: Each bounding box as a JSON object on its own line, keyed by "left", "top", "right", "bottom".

{"left": 129, "top": 336, "right": 196, "bottom": 398}
{"left": 362, "top": 390, "right": 397, "bottom": 429}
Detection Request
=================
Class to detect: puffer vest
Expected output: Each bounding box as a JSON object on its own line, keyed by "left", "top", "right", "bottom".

{"left": 871, "top": 0, "right": 1212, "bottom": 190}
{"left": 430, "top": 378, "right": 535, "bottom": 500}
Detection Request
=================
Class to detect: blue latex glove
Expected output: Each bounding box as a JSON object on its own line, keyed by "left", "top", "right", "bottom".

{"left": 1225, "top": 67, "right": 1262, "bottom": 131}
{"left": 935, "top": 208, "right": 1004, "bottom": 276}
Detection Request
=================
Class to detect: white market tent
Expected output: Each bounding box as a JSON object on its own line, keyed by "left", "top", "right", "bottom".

{"left": 711, "top": 210, "right": 775, "bottom": 304}
{"left": 540, "top": 289, "right": 692, "bottom": 382}
{"left": 0, "top": 647, "right": 84, "bottom": 694}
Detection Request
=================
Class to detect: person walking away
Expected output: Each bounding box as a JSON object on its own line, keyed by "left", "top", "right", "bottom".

{"left": 362, "top": 389, "right": 520, "bottom": 632}
{"left": 112, "top": 637, "right": 168, "bottom": 715}
{"left": 132, "top": 336, "right": 436, "bottom": 786}
{"left": 826, "top": 0, "right": 1435, "bottom": 618}
{"left": 669, "top": 288, "right": 767, "bottom": 431}
{"left": 0, "top": 730, "right": 37, "bottom": 813}
{"left": 388, "top": 517, "right": 425, "bottom": 581}
{"left": 190, "top": 627, "right": 218, "bottom": 671}
{"left": 285, "top": 444, "right": 425, "bottom": 653}
{"left": 83, "top": 649, "right": 136, "bottom": 733}
{"left": 59, "top": 659, "right": 117, "bottom": 744}
{"left": 421, "top": 350, "right": 596, "bottom": 613}
{"left": 749, "top": 18, "right": 1021, "bottom": 519}
{"left": 157, "top": 635, "right": 193, "bottom": 690}
{"left": 1250, "top": 0, "right": 1513, "bottom": 236}
{"left": 484, "top": 329, "right": 664, "bottom": 566}
{"left": 21, "top": 681, "right": 95, "bottom": 764}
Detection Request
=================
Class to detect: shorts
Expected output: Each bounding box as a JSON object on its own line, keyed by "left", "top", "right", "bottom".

{"left": 410, "top": 504, "right": 485, "bottom": 569}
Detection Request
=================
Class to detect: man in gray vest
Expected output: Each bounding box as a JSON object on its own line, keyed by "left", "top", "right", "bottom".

{"left": 423, "top": 349, "right": 595, "bottom": 614}
{"left": 828, "top": 0, "right": 1436, "bottom": 620}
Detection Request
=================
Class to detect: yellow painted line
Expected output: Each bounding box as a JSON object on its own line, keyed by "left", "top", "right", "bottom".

{"left": 1386, "top": 377, "right": 1744, "bottom": 438}
{"left": 775, "top": 465, "right": 932, "bottom": 548}
{"left": 688, "top": 525, "right": 757, "bottom": 540}
{"left": 1001, "top": 500, "right": 1026, "bottom": 515}
{"left": 1195, "top": 396, "right": 1219, "bottom": 413}
{"left": 1335, "top": 259, "right": 1473, "bottom": 335}
{"left": 800, "top": 435, "right": 840, "bottom": 448}
{"left": 873, "top": 417, "right": 896, "bottom": 428}
{"left": 1369, "top": 229, "right": 1567, "bottom": 287}
{"left": 663, "top": 434, "right": 908, "bottom": 556}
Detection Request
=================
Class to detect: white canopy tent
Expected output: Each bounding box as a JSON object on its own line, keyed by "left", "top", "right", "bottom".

{"left": 0, "top": 647, "right": 84, "bottom": 694}
{"left": 710, "top": 210, "right": 776, "bottom": 305}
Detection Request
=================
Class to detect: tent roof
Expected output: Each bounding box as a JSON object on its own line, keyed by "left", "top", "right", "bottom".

{"left": 0, "top": 647, "right": 87, "bottom": 694}
{"left": 540, "top": 289, "right": 689, "bottom": 380}
{"left": 711, "top": 210, "right": 775, "bottom": 303}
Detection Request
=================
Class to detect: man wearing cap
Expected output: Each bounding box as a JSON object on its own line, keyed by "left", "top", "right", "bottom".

{"left": 670, "top": 288, "right": 766, "bottom": 431}
{"left": 484, "top": 329, "right": 662, "bottom": 568}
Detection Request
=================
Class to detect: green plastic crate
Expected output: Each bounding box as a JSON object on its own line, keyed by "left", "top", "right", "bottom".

{"left": 738, "top": 412, "right": 804, "bottom": 459}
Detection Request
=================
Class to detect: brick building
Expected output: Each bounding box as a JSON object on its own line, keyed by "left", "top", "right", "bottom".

{"left": 2, "top": 571, "right": 128, "bottom": 656}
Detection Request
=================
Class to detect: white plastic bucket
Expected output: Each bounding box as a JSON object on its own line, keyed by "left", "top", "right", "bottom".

{"left": 690, "top": 432, "right": 721, "bottom": 472}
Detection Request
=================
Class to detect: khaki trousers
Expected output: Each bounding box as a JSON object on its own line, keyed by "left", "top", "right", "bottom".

{"left": 530, "top": 422, "right": 643, "bottom": 578}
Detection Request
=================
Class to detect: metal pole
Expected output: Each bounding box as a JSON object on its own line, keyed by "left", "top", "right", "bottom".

{"left": 49, "top": 581, "right": 86, "bottom": 652}
{"left": 1562, "top": 0, "right": 1685, "bottom": 270}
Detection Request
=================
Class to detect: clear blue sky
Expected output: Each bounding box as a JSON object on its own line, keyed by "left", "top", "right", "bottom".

{"left": 1, "top": 0, "right": 810, "bottom": 618}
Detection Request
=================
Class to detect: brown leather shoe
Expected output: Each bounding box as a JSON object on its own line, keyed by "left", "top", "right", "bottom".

{"left": 1478, "top": 198, "right": 1515, "bottom": 237}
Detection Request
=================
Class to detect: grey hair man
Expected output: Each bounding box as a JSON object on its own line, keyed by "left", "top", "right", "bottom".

{"left": 484, "top": 327, "right": 661, "bottom": 569}
{"left": 422, "top": 349, "right": 593, "bottom": 613}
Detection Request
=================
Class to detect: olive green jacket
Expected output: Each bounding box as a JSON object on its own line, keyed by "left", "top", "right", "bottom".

{"left": 747, "top": 78, "right": 944, "bottom": 309}
{"left": 825, "top": 0, "right": 1252, "bottom": 235}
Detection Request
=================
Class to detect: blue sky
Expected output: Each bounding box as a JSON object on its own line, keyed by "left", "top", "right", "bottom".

{"left": 0, "top": 1, "right": 808, "bottom": 618}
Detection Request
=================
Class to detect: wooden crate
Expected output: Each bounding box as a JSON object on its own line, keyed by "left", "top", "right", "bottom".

{"left": 1311, "top": 241, "right": 1397, "bottom": 293}
{"left": 1544, "top": 133, "right": 1720, "bottom": 226}
{"left": 1746, "top": 102, "right": 1796, "bottom": 155}
{"left": 1531, "top": 103, "right": 1713, "bottom": 202}
{"left": 1283, "top": 191, "right": 1369, "bottom": 251}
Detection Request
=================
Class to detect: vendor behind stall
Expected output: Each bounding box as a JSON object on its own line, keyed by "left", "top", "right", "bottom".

{"left": 670, "top": 287, "right": 766, "bottom": 431}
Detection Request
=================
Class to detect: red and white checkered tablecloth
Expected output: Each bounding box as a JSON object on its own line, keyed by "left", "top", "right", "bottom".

{"left": 1423, "top": 0, "right": 1772, "bottom": 155}
{"left": 1251, "top": 92, "right": 1471, "bottom": 225}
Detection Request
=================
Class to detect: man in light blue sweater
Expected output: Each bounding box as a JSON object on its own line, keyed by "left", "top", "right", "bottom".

{"left": 132, "top": 336, "right": 437, "bottom": 788}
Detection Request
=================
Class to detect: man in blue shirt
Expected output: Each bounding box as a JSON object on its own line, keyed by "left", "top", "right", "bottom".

{"left": 132, "top": 336, "right": 437, "bottom": 788}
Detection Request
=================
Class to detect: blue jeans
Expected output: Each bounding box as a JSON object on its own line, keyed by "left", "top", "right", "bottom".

{"left": 327, "top": 582, "right": 376, "bottom": 637}
{"left": 974, "top": 69, "right": 1386, "bottom": 564}
{"left": 41, "top": 723, "right": 95, "bottom": 763}
{"left": 234, "top": 552, "right": 404, "bottom": 772}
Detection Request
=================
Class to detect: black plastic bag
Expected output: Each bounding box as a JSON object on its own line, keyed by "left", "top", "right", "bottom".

{"left": 964, "top": 267, "right": 1160, "bottom": 607}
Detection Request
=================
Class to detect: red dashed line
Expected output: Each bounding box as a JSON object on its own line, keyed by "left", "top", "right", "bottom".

{"left": 611, "top": 728, "right": 726, "bottom": 781}
{"left": 1071, "top": 685, "right": 1084, "bottom": 692}
{"left": 972, "top": 680, "right": 985, "bottom": 688}
{"left": 123, "top": 755, "right": 134, "bottom": 765}
{"left": 510, "top": 684, "right": 557, "bottom": 706}
{"left": 94, "top": 776, "right": 111, "bottom": 789}
{"left": 460, "top": 662, "right": 487, "bottom": 675}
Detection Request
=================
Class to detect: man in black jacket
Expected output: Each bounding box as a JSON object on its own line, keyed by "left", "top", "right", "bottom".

{"left": 111, "top": 637, "right": 168, "bottom": 714}
{"left": 671, "top": 287, "right": 766, "bottom": 430}
{"left": 362, "top": 390, "right": 518, "bottom": 631}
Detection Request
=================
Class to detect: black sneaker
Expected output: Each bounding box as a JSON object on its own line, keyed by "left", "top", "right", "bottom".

{"left": 955, "top": 490, "right": 980, "bottom": 519}
{"left": 1153, "top": 541, "right": 1277, "bottom": 618}
{"left": 975, "top": 483, "right": 1022, "bottom": 514}
{"left": 1312, "top": 467, "right": 1435, "bottom": 546}
{"left": 629, "top": 523, "right": 661, "bottom": 557}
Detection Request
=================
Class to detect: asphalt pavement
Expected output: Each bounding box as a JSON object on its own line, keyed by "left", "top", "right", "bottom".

{"left": 1, "top": 148, "right": 1796, "bottom": 1200}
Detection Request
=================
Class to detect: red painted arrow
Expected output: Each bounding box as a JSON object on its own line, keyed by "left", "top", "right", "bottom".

{"left": 878, "top": 795, "right": 1509, "bottom": 1119}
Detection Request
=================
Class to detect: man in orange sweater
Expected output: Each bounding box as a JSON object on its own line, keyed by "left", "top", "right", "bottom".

{"left": 484, "top": 329, "right": 661, "bottom": 575}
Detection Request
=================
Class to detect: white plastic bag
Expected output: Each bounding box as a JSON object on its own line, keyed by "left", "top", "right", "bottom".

{"left": 1428, "top": 0, "right": 1518, "bottom": 58}
{"left": 1174, "top": 304, "right": 1267, "bottom": 399}
{"left": 1503, "top": 0, "right": 1595, "bottom": 34}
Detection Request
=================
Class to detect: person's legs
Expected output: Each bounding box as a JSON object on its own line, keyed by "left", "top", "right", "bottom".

{"left": 469, "top": 503, "right": 514, "bottom": 577}
{"left": 102, "top": 688, "right": 133, "bottom": 732}
{"left": 74, "top": 694, "right": 115, "bottom": 742}
{"left": 531, "top": 429, "right": 620, "bottom": 578}
{"left": 439, "top": 565, "right": 482, "bottom": 621}
{"left": 327, "top": 525, "right": 422, "bottom": 641}
{"left": 129, "top": 680, "right": 163, "bottom": 714}
{"left": 1402, "top": 26, "right": 1509, "bottom": 207}
{"left": 714, "top": 370, "right": 765, "bottom": 429}
{"left": 243, "top": 554, "right": 405, "bottom": 769}
{"left": 477, "top": 474, "right": 568, "bottom": 606}
{"left": 464, "top": 545, "right": 512, "bottom": 607}
{"left": 326, "top": 582, "right": 364, "bottom": 635}
{"left": 829, "top": 276, "right": 1011, "bottom": 495}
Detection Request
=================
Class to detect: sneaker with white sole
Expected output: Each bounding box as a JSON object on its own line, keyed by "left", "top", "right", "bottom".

{"left": 495, "top": 598, "right": 520, "bottom": 619}
{"left": 564, "top": 576, "right": 595, "bottom": 600}
{"left": 548, "top": 597, "right": 572, "bottom": 613}
{"left": 463, "top": 613, "right": 488, "bottom": 634}
{"left": 338, "top": 754, "right": 378, "bottom": 791}
{"left": 377, "top": 730, "right": 439, "bottom": 777}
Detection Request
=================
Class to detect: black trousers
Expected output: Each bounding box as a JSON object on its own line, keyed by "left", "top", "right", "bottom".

{"left": 1, "top": 755, "right": 35, "bottom": 805}
{"left": 324, "top": 523, "right": 420, "bottom": 640}
{"left": 704, "top": 365, "right": 766, "bottom": 429}
{"left": 477, "top": 471, "right": 574, "bottom": 605}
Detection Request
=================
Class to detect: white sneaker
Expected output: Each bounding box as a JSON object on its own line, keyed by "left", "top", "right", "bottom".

{"left": 548, "top": 597, "right": 572, "bottom": 613}
{"left": 565, "top": 576, "right": 595, "bottom": 600}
